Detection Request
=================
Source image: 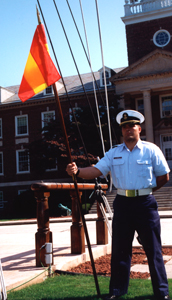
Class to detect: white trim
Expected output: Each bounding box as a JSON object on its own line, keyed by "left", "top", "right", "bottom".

{"left": 18, "top": 189, "right": 27, "bottom": 195}
{"left": 0, "top": 152, "right": 3, "bottom": 175}
{"left": 41, "top": 110, "right": 55, "bottom": 129}
{"left": 159, "top": 94, "right": 172, "bottom": 118}
{"left": 100, "top": 70, "right": 111, "bottom": 87}
{"left": 0, "top": 191, "right": 4, "bottom": 209}
{"left": 16, "top": 149, "right": 30, "bottom": 174}
{"left": 135, "top": 97, "right": 144, "bottom": 115}
{"left": 122, "top": 5, "right": 172, "bottom": 25}
{"left": 0, "top": 118, "right": 2, "bottom": 139}
{"left": 153, "top": 29, "right": 171, "bottom": 47}
{"left": 15, "top": 115, "right": 29, "bottom": 137}
{"left": 46, "top": 159, "right": 58, "bottom": 172}
{"left": 43, "top": 85, "right": 54, "bottom": 96}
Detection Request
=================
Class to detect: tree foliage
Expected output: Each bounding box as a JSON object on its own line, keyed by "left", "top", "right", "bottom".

{"left": 27, "top": 97, "right": 121, "bottom": 175}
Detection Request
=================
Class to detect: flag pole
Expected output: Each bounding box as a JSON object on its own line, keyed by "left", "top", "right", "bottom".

{"left": 36, "top": 6, "right": 101, "bottom": 298}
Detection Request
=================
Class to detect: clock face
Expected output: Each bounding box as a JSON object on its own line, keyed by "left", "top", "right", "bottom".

{"left": 153, "top": 30, "right": 171, "bottom": 47}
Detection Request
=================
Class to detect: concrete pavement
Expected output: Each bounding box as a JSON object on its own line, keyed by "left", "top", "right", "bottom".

{"left": 0, "top": 212, "right": 172, "bottom": 293}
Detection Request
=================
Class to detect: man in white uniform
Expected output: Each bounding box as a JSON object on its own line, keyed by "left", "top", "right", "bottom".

{"left": 66, "top": 110, "right": 171, "bottom": 300}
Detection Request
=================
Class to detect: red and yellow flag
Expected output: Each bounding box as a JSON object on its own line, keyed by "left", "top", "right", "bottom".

{"left": 18, "top": 24, "right": 61, "bottom": 102}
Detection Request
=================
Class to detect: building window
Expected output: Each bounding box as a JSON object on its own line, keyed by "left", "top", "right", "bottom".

{"left": 153, "top": 30, "right": 171, "bottom": 48}
{"left": 0, "top": 152, "right": 3, "bottom": 175}
{"left": 46, "top": 158, "right": 57, "bottom": 171}
{"left": 161, "top": 95, "right": 172, "bottom": 117}
{"left": 162, "top": 136, "right": 172, "bottom": 142}
{"left": 0, "top": 191, "right": 4, "bottom": 209}
{"left": 16, "top": 150, "right": 30, "bottom": 173}
{"left": 136, "top": 99, "right": 144, "bottom": 115}
{"left": 41, "top": 111, "right": 55, "bottom": 129}
{"left": 15, "top": 115, "right": 28, "bottom": 136}
{"left": 18, "top": 190, "right": 27, "bottom": 195}
{"left": 44, "top": 86, "right": 53, "bottom": 95}
{"left": 102, "top": 71, "right": 110, "bottom": 86}
{"left": 165, "top": 148, "right": 172, "bottom": 160}
{"left": 0, "top": 119, "right": 2, "bottom": 138}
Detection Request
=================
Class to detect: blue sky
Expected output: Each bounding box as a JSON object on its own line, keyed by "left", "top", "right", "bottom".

{"left": 0, "top": 0, "right": 128, "bottom": 88}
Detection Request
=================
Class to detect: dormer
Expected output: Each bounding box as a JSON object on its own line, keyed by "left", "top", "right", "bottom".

{"left": 98, "top": 67, "right": 115, "bottom": 87}
{"left": 43, "top": 80, "right": 63, "bottom": 96}
{"left": 0, "top": 87, "right": 15, "bottom": 103}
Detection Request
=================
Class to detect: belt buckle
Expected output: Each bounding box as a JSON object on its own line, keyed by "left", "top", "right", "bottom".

{"left": 126, "top": 190, "right": 136, "bottom": 197}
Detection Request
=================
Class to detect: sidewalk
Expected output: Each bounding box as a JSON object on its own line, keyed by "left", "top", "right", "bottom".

{"left": 0, "top": 212, "right": 172, "bottom": 292}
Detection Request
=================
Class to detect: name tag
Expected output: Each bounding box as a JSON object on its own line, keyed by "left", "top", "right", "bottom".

{"left": 114, "top": 157, "right": 122, "bottom": 159}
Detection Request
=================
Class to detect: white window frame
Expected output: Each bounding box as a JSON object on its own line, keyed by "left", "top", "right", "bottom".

{"left": 0, "top": 191, "right": 4, "bottom": 209}
{"left": 0, "top": 152, "right": 3, "bottom": 175}
{"left": 100, "top": 70, "right": 111, "bottom": 87}
{"left": 0, "top": 118, "right": 2, "bottom": 139}
{"left": 46, "top": 158, "right": 58, "bottom": 172}
{"left": 18, "top": 189, "right": 27, "bottom": 195}
{"left": 153, "top": 29, "right": 171, "bottom": 48}
{"left": 15, "top": 115, "right": 29, "bottom": 136}
{"left": 160, "top": 94, "right": 172, "bottom": 118}
{"left": 16, "top": 150, "right": 30, "bottom": 174}
{"left": 135, "top": 98, "right": 144, "bottom": 115}
{"left": 41, "top": 111, "right": 55, "bottom": 129}
{"left": 43, "top": 86, "right": 54, "bottom": 96}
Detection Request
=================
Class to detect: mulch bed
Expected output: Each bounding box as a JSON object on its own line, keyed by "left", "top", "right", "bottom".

{"left": 68, "top": 247, "right": 172, "bottom": 279}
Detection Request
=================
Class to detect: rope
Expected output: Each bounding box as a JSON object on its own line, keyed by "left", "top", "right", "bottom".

{"left": 37, "top": 0, "right": 93, "bottom": 166}
{"left": 94, "top": 0, "right": 112, "bottom": 150}
{"left": 53, "top": 0, "right": 101, "bottom": 141}
{"left": 95, "top": 0, "right": 113, "bottom": 191}
{"left": 66, "top": 0, "right": 119, "bottom": 151}
{"left": 78, "top": 0, "right": 105, "bottom": 155}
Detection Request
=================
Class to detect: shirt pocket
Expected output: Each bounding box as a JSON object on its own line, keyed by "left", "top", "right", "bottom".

{"left": 137, "top": 159, "right": 152, "bottom": 177}
{"left": 112, "top": 158, "right": 125, "bottom": 178}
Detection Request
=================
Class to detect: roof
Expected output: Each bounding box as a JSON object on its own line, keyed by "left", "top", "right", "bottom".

{"left": 1, "top": 67, "right": 126, "bottom": 106}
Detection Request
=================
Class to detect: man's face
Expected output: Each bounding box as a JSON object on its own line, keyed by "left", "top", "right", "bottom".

{"left": 121, "top": 123, "right": 141, "bottom": 143}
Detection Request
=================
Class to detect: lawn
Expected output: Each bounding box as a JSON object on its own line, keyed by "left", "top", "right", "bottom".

{"left": 7, "top": 274, "right": 172, "bottom": 300}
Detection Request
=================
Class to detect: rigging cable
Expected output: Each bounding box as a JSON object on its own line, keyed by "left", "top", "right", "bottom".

{"left": 78, "top": 0, "right": 105, "bottom": 155}
{"left": 53, "top": 0, "right": 101, "bottom": 141}
{"left": 37, "top": 0, "right": 92, "bottom": 166}
{"left": 95, "top": 0, "right": 112, "bottom": 150}
{"left": 66, "top": 0, "right": 105, "bottom": 107}
{"left": 66, "top": 0, "right": 119, "bottom": 149}
{"left": 37, "top": 1, "right": 113, "bottom": 228}
{"left": 95, "top": 0, "right": 113, "bottom": 191}
{"left": 37, "top": 3, "right": 101, "bottom": 297}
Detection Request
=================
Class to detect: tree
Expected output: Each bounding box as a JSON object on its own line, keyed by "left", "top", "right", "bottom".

{"left": 26, "top": 97, "right": 121, "bottom": 175}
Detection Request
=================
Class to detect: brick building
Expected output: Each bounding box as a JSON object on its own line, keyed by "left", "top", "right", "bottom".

{"left": 0, "top": 68, "right": 118, "bottom": 217}
{"left": 1, "top": 0, "right": 172, "bottom": 217}
{"left": 111, "top": 0, "right": 172, "bottom": 169}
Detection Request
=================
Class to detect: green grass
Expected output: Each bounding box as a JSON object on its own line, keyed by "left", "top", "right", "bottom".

{"left": 7, "top": 274, "right": 172, "bottom": 300}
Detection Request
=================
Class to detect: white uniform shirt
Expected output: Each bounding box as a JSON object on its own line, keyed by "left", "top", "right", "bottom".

{"left": 94, "top": 140, "right": 170, "bottom": 190}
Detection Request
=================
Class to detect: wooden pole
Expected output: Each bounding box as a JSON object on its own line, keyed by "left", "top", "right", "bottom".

{"left": 53, "top": 83, "right": 100, "bottom": 296}
{"left": 36, "top": 5, "right": 100, "bottom": 295}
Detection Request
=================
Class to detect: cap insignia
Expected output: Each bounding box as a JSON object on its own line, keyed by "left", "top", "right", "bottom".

{"left": 123, "top": 113, "right": 128, "bottom": 120}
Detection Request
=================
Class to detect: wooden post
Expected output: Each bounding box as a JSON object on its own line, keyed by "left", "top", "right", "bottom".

{"left": 70, "top": 190, "right": 85, "bottom": 254}
{"left": 35, "top": 191, "right": 53, "bottom": 267}
{"left": 96, "top": 200, "right": 108, "bottom": 245}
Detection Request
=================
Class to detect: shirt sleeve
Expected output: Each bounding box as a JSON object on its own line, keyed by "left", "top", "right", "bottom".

{"left": 94, "top": 150, "right": 112, "bottom": 177}
{"left": 152, "top": 145, "right": 170, "bottom": 177}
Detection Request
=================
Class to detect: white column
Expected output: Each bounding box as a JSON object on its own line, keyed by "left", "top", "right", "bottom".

{"left": 141, "top": 89, "right": 154, "bottom": 142}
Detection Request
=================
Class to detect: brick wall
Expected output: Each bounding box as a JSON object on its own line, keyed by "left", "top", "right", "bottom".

{"left": 126, "top": 16, "right": 172, "bottom": 65}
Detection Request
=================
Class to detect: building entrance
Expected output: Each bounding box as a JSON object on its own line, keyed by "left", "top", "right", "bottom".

{"left": 162, "top": 135, "right": 172, "bottom": 169}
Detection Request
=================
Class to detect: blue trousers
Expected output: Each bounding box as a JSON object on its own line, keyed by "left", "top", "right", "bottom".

{"left": 110, "top": 194, "right": 169, "bottom": 298}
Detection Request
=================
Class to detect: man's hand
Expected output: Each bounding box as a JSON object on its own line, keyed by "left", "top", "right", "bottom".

{"left": 66, "top": 162, "right": 78, "bottom": 176}
{"left": 66, "top": 163, "right": 102, "bottom": 179}
{"left": 153, "top": 173, "right": 169, "bottom": 192}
